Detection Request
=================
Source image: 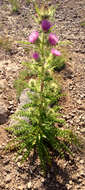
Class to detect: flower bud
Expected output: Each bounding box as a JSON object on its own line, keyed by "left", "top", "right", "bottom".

{"left": 48, "top": 33, "right": 58, "bottom": 45}
{"left": 51, "top": 48, "right": 61, "bottom": 56}
{"left": 32, "top": 52, "right": 39, "bottom": 60}
{"left": 41, "top": 20, "right": 51, "bottom": 32}
{"left": 28, "top": 31, "right": 39, "bottom": 43}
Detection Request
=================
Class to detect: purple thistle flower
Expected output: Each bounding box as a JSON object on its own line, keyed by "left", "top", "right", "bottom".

{"left": 51, "top": 48, "right": 61, "bottom": 56}
{"left": 48, "top": 33, "right": 58, "bottom": 45}
{"left": 32, "top": 52, "right": 39, "bottom": 60}
{"left": 28, "top": 31, "right": 39, "bottom": 43}
{"left": 41, "top": 20, "right": 51, "bottom": 32}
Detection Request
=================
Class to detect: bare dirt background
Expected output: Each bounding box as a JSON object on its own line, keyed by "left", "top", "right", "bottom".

{"left": 0, "top": 0, "right": 85, "bottom": 189}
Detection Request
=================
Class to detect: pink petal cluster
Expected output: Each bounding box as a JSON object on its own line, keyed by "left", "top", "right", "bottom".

{"left": 51, "top": 48, "right": 61, "bottom": 56}
{"left": 48, "top": 33, "right": 58, "bottom": 45}
{"left": 28, "top": 31, "right": 39, "bottom": 43}
{"left": 32, "top": 52, "right": 39, "bottom": 60}
{"left": 41, "top": 20, "right": 51, "bottom": 32}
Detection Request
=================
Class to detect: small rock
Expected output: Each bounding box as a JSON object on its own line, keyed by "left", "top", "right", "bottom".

{"left": 41, "top": 178, "right": 44, "bottom": 183}
{"left": 5, "top": 166, "right": 10, "bottom": 173}
{"left": 3, "top": 159, "right": 10, "bottom": 165}
{"left": 17, "top": 155, "right": 23, "bottom": 162}
{"left": 9, "top": 100, "right": 14, "bottom": 105}
{"left": 69, "top": 113, "right": 75, "bottom": 118}
{"left": 6, "top": 65, "right": 18, "bottom": 73}
{"left": 17, "top": 184, "right": 25, "bottom": 190}
{"left": 19, "top": 88, "right": 31, "bottom": 109}
{"left": 78, "top": 178, "right": 83, "bottom": 183}
{"left": 66, "top": 184, "right": 71, "bottom": 190}
{"left": 0, "top": 182, "right": 5, "bottom": 189}
{"left": 76, "top": 119, "right": 80, "bottom": 124}
{"left": 75, "top": 185, "right": 82, "bottom": 189}
{"left": 17, "top": 162, "right": 22, "bottom": 168}
{"left": 80, "top": 170, "right": 85, "bottom": 177}
{"left": 5, "top": 175, "right": 11, "bottom": 183}
{"left": 72, "top": 110, "right": 77, "bottom": 114}
{"left": 27, "top": 181, "right": 32, "bottom": 189}
{"left": 10, "top": 110, "right": 14, "bottom": 114}
{"left": 80, "top": 94, "right": 84, "bottom": 99}
{"left": 81, "top": 116, "right": 85, "bottom": 121}
{"left": 80, "top": 122, "right": 85, "bottom": 127}
{"left": 69, "top": 86, "right": 73, "bottom": 90}
{"left": 2, "top": 143, "right": 5, "bottom": 146}
{"left": 80, "top": 128, "right": 85, "bottom": 133}
{"left": 76, "top": 156, "right": 80, "bottom": 161}
{"left": 5, "top": 184, "right": 9, "bottom": 189}
{"left": 0, "top": 79, "right": 6, "bottom": 89}
{"left": 10, "top": 88, "right": 31, "bottom": 126}
{"left": 0, "top": 103, "right": 8, "bottom": 124}
{"left": 69, "top": 180, "right": 73, "bottom": 185}
{"left": 69, "top": 120, "right": 73, "bottom": 125}
{"left": 77, "top": 100, "right": 82, "bottom": 105}
{"left": 80, "top": 160, "right": 84, "bottom": 164}
{"left": 8, "top": 105, "right": 14, "bottom": 111}
{"left": 0, "top": 145, "right": 3, "bottom": 150}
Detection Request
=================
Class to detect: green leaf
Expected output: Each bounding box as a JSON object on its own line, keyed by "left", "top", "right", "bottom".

{"left": 17, "top": 41, "right": 31, "bottom": 45}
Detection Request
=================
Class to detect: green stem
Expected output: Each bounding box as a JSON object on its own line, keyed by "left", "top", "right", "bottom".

{"left": 41, "top": 32, "right": 45, "bottom": 90}
{"left": 40, "top": 32, "right": 45, "bottom": 123}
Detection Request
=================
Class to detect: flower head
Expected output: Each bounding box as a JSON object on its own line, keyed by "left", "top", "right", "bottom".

{"left": 28, "top": 31, "right": 39, "bottom": 43}
{"left": 48, "top": 33, "right": 58, "bottom": 45}
{"left": 41, "top": 20, "right": 51, "bottom": 32}
{"left": 32, "top": 52, "right": 39, "bottom": 60}
{"left": 51, "top": 48, "right": 61, "bottom": 56}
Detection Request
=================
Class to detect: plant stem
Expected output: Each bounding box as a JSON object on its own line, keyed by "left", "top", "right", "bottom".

{"left": 40, "top": 32, "right": 45, "bottom": 123}
{"left": 41, "top": 32, "right": 45, "bottom": 91}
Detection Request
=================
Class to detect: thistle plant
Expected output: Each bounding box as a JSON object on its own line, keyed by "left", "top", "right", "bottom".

{"left": 8, "top": 3, "right": 78, "bottom": 171}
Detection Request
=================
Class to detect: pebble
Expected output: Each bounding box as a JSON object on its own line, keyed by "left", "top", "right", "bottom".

{"left": 5, "top": 175, "right": 11, "bottom": 183}
{"left": 10, "top": 110, "right": 14, "bottom": 114}
{"left": 66, "top": 184, "right": 71, "bottom": 189}
{"left": 78, "top": 178, "right": 83, "bottom": 183}
{"left": 0, "top": 79, "right": 7, "bottom": 89}
{"left": 17, "top": 185, "right": 25, "bottom": 190}
{"left": 80, "top": 128, "right": 85, "bottom": 133}
{"left": 9, "top": 100, "right": 14, "bottom": 105}
{"left": 27, "top": 181, "right": 32, "bottom": 189}
{"left": 3, "top": 159, "right": 10, "bottom": 165}
{"left": 80, "top": 170, "right": 85, "bottom": 177}
{"left": 0, "top": 182, "right": 5, "bottom": 188}
{"left": 77, "top": 100, "right": 82, "bottom": 105}
{"left": 69, "top": 86, "right": 73, "bottom": 90}
{"left": 5, "top": 166, "right": 10, "bottom": 173}
{"left": 76, "top": 119, "right": 80, "bottom": 124}
{"left": 76, "top": 157, "right": 80, "bottom": 161}
{"left": 81, "top": 116, "right": 85, "bottom": 121}
{"left": 79, "top": 122, "right": 84, "bottom": 127}
{"left": 0, "top": 145, "right": 3, "bottom": 150}
{"left": 41, "top": 178, "right": 45, "bottom": 183}
{"left": 80, "top": 94, "right": 84, "bottom": 99}
{"left": 72, "top": 110, "right": 77, "bottom": 113}
{"left": 17, "top": 162, "right": 22, "bottom": 168}
{"left": 69, "top": 120, "right": 73, "bottom": 124}
{"left": 69, "top": 180, "right": 73, "bottom": 185}
{"left": 17, "top": 155, "right": 23, "bottom": 162}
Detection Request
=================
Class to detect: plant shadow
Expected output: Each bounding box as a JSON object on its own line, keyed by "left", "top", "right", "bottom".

{"left": 17, "top": 152, "right": 78, "bottom": 190}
